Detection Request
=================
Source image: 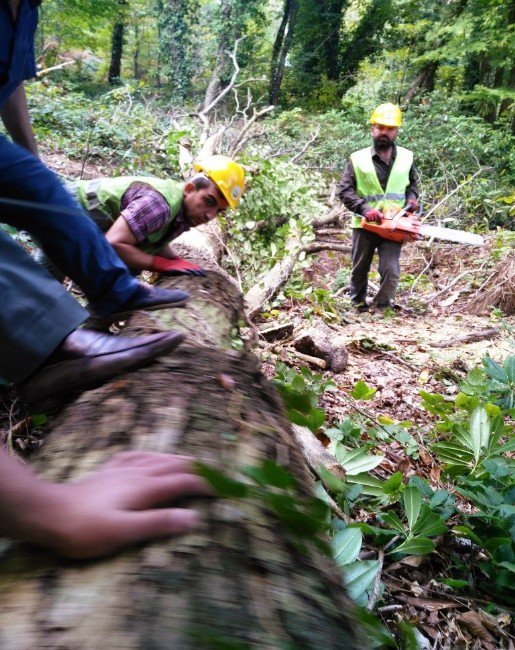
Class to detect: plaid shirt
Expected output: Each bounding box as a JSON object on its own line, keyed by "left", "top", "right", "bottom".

{"left": 120, "top": 181, "right": 189, "bottom": 245}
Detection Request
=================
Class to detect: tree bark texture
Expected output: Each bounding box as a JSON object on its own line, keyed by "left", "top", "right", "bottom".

{"left": 0, "top": 228, "right": 361, "bottom": 648}
{"left": 269, "top": 0, "right": 298, "bottom": 105}
{"left": 108, "top": 0, "right": 128, "bottom": 84}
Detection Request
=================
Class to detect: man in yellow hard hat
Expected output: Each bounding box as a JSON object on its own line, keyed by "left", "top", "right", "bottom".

{"left": 36, "top": 155, "right": 245, "bottom": 278}
{"left": 337, "top": 103, "right": 419, "bottom": 311}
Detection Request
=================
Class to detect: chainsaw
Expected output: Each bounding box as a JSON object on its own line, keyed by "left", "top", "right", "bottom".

{"left": 361, "top": 208, "right": 484, "bottom": 246}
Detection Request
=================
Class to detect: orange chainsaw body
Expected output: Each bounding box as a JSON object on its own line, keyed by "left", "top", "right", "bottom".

{"left": 361, "top": 208, "right": 420, "bottom": 243}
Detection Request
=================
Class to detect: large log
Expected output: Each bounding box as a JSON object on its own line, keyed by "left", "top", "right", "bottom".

{"left": 0, "top": 226, "right": 362, "bottom": 649}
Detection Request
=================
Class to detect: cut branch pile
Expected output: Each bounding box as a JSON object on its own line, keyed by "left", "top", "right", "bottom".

{"left": 461, "top": 253, "right": 515, "bottom": 316}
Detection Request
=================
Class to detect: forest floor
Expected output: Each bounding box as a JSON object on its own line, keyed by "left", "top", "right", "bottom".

{"left": 256, "top": 246, "right": 514, "bottom": 648}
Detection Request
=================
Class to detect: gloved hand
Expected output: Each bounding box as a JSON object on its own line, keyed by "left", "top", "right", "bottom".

{"left": 364, "top": 209, "right": 383, "bottom": 223}
{"left": 405, "top": 198, "right": 419, "bottom": 213}
{"left": 151, "top": 256, "right": 206, "bottom": 277}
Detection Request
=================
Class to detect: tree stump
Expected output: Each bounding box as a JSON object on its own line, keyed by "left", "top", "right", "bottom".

{"left": 0, "top": 229, "right": 362, "bottom": 648}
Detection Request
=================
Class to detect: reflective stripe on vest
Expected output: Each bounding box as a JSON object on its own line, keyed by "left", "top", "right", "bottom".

{"left": 350, "top": 146, "right": 413, "bottom": 228}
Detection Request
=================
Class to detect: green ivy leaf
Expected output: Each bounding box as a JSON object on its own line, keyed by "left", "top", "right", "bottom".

{"left": 393, "top": 537, "right": 435, "bottom": 556}
{"left": 504, "top": 356, "right": 515, "bottom": 383}
{"left": 382, "top": 472, "right": 404, "bottom": 495}
{"left": 343, "top": 560, "right": 381, "bottom": 605}
{"left": 378, "top": 511, "right": 406, "bottom": 535}
{"left": 332, "top": 528, "right": 363, "bottom": 566}
{"left": 194, "top": 463, "right": 249, "bottom": 498}
{"left": 483, "top": 355, "right": 509, "bottom": 384}
{"left": 403, "top": 487, "right": 422, "bottom": 533}
{"left": 350, "top": 380, "right": 377, "bottom": 400}
{"left": 346, "top": 473, "right": 386, "bottom": 497}
{"left": 411, "top": 505, "right": 447, "bottom": 537}
{"left": 470, "top": 406, "right": 490, "bottom": 462}
{"left": 335, "top": 446, "right": 384, "bottom": 475}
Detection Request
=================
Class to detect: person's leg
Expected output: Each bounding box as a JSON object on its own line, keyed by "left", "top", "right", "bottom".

{"left": 349, "top": 228, "right": 378, "bottom": 305}
{"left": 32, "top": 180, "right": 111, "bottom": 282}
{"left": 0, "top": 136, "right": 139, "bottom": 315}
{"left": 0, "top": 228, "right": 87, "bottom": 383}
{"left": 374, "top": 238, "right": 402, "bottom": 307}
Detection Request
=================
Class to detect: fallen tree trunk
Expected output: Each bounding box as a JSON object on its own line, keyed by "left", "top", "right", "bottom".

{"left": 0, "top": 226, "right": 362, "bottom": 648}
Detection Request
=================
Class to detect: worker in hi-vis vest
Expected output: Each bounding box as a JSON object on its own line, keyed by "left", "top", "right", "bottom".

{"left": 35, "top": 156, "right": 245, "bottom": 281}
{"left": 337, "top": 103, "right": 419, "bottom": 312}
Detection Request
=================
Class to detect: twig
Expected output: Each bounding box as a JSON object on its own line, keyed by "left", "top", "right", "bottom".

{"left": 367, "top": 550, "right": 385, "bottom": 611}
{"left": 409, "top": 251, "right": 434, "bottom": 296}
{"left": 376, "top": 349, "right": 419, "bottom": 371}
{"left": 314, "top": 229, "right": 348, "bottom": 237}
{"left": 429, "top": 328, "right": 499, "bottom": 349}
{"left": 422, "top": 169, "right": 483, "bottom": 222}
{"left": 6, "top": 398, "right": 19, "bottom": 455}
{"left": 290, "top": 125, "right": 321, "bottom": 163}
{"left": 36, "top": 60, "right": 75, "bottom": 77}
{"left": 207, "top": 223, "right": 242, "bottom": 293}
{"left": 377, "top": 604, "right": 404, "bottom": 614}
{"left": 301, "top": 243, "right": 351, "bottom": 255}
{"left": 284, "top": 349, "right": 327, "bottom": 369}
{"left": 423, "top": 266, "right": 484, "bottom": 304}
{"left": 229, "top": 105, "right": 275, "bottom": 157}
{"left": 202, "top": 37, "right": 245, "bottom": 116}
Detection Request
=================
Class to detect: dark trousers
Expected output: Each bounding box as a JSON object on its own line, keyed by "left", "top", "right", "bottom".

{"left": 349, "top": 227, "right": 402, "bottom": 306}
{"left": 0, "top": 136, "right": 139, "bottom": 315}
{"left": 0, "top": 228, "right": 87, "bottom": 383}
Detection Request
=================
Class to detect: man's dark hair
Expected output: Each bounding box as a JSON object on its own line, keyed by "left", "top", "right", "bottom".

{"left": 190, "top": 173, "right": 212, "bottom": 191}
{"left": 29, "top": 0, "right": 43, "bottom": 7}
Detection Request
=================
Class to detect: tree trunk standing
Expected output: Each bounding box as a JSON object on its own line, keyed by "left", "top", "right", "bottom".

{"left": 203, "top": 2, "right": 232, "bottom": 111}
{"left": 133, "top": 22, "right": 140, "bottom": 80}
{"left": 269, "top": 0, "right": 298, "bottom": 105}
{"left": 324, "top": 0, "right": 347, "bottom": 81}
{"left": 108, "top": 19, "right": 125, "bottom": 84}
{"left": 0, "top": 227, "right": 362, "bottom": 649}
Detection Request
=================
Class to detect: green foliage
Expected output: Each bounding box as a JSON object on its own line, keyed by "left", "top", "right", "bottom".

{"left": 424, "top": 356, "right": 515, "bottom": 477}
{"left": 27, "top": 82, "right": 191, "bottom": 175}
{"left": 272, "top": 363, "right": 336, "bottom": 433}
{"left": 156, "top": 0, "right": 198, "bottom": 100}
{"left": 376, "top": 486, "right": 447, "bottom": 556}
{"left": 195, "top": 459, "right": 330, "bottom": 554}
{"left": 350, "top": 380, "right": 377, "bottom": 400}
{"left": 453, "top": 474, "right": 515, "bottom": 605}
{"left": 228, "top": 159, "right": 323, "bottom": 289}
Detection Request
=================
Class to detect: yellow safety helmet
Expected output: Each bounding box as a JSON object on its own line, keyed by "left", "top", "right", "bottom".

{"left": 370, "top": 103, "right": 402, "bottom": 127}
{"left": 193, "top": 155, "right": 245, "bottom": 209}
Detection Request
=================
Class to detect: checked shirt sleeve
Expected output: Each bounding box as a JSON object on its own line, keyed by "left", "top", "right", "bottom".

{"left": 120, "top": 182, "right": 170, "bottom": 243}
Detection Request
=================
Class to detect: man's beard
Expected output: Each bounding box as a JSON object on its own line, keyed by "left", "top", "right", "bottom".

{"left": 373, "top": 136, "right": 394, "bottom": 151}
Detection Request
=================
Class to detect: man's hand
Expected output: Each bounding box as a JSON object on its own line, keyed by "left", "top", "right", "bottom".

{"left": 151, "top": 256, "right": 206, "bottom": 277}
{"left": 18, "top": 451, "right": 211, "bottom": 559}
{"left": 364, "top": 209, "right": 383, "bottom": 223}
{"left": 405, "top": 198, "right": 419, "bottom": 213}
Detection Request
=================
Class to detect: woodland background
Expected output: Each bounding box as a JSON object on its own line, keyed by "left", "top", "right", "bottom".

{"left": 1, "top": 0, "right": 514, "bottom": 647}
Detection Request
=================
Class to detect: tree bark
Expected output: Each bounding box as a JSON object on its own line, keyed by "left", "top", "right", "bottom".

{"left": 324, "top": 0, "right": 347, "bottom": 81}
{"left": 269, "top": 0, "right": 298, "bottom": 105}
{"left": 108, "top": 0, "right": 127, "bottom": 84}
{"left": 0, "top": 226, "right": 362, "bottom": 648}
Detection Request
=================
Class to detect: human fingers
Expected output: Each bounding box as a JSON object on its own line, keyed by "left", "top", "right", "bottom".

{"left": 102, "top": 451, "right": 195, "bottom": 472}
{"left": 126, "top": 473, "right": 212, "bottom": 510}
{"left": 62, "top": 508, "right": 202, "bottom": 559}
{"left": 113, "top": 508, "right": 202, "bottom": 547}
